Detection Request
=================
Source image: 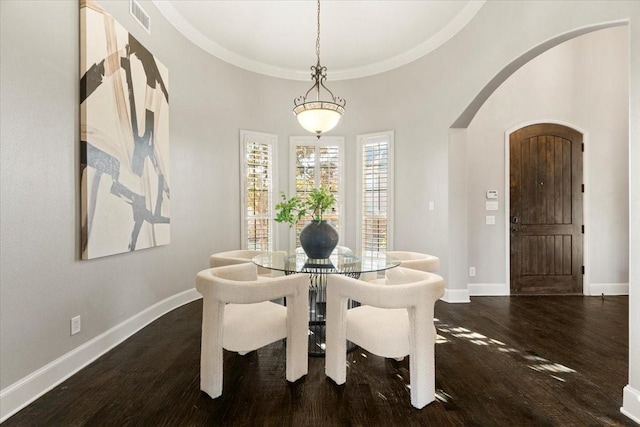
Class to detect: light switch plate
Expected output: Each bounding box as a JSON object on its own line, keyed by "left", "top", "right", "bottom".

{"left": 486, "top": 201, "right": 499, "bottom": 211}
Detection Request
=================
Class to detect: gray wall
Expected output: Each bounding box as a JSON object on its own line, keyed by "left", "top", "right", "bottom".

{"left": 1, "top": 0, "right": 639, "bottom": 421}
{"left": 0, "top": 0, "right": 302, "bottom": 390}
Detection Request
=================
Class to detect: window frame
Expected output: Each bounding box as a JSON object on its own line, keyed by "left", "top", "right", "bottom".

{"left": 288, "top": 135, "right": 345, "bottom": 249}
{"left": 240, "top": 130, "right": 277, "bottom": 251}
{"left": 356, "top": 130, "right": 394, "bottom": 254}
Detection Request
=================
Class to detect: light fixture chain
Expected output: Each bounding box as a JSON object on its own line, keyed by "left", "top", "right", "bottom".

{"left": 316, "top": 0, "right": 321, "bottom": 66}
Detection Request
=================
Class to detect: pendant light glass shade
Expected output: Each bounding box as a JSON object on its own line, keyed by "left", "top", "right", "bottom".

{"left": 293, "top": 0, "right": 345, "bottom": 137}
{"left": 294, "top": 101, "right": 345, "bottom": 135}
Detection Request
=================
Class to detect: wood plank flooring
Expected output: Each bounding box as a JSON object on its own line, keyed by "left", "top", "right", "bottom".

{"left": 4, "top": 296, "right": 632, "bottom": 426}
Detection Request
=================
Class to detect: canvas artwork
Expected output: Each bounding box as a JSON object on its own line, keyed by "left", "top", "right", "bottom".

{"left": 80, "top": 0, "right": 170, "bottom": 259}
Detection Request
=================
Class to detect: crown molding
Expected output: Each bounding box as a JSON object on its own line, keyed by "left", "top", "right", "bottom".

{"left": 152, "top": 0, "right": 485, "bottom": 81}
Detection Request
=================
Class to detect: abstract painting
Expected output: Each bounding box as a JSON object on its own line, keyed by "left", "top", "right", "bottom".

{"left": 80, "top": 0, "right": 170, "bottom": 259}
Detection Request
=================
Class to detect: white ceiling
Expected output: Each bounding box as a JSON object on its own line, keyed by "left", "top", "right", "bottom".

{"left": 152, "top": 0, "right": 485, "bottom": 81}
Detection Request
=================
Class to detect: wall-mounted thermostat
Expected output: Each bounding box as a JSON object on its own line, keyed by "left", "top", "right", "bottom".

{"left": 486, "top": 190, "right": 498, "bottom": 199}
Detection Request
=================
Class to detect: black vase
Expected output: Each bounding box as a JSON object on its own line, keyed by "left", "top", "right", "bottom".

{"left": 299, "top": 220, "right": 339, "bottom": 259}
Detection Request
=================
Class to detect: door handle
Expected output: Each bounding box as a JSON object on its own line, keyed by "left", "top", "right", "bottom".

{"left": 510, "top": 215, "right": 519, "bottom": 233}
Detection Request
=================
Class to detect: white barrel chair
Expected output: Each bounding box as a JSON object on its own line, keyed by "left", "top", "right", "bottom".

{"left": 209, "top": 249, "right": 283, "bottom": 277}
{"left": 385, "top": 251, "right": 440, "bottom": 273}
{"left": 325, "top": 267, "right": 445, "bottom": 409}
{"left": 195, "top": 263, "right": 309, "bottom": 399}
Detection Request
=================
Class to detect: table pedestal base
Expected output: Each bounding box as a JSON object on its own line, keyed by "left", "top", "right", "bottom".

{"left": 307, "top": 271, "right": 358, "bottom": 356}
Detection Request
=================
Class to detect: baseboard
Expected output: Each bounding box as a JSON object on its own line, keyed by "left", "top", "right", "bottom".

{"left": 0, "top": 288, "right": 202, "bottom": 423}
{"left": 621, "top": 385, "right": 640, "bottom": 424}
{"left": 441, "top": 288, "right": 470, "bottom": 303}
{"left": 466, "top": 282, "right": 630, "bottom": 296}
{"left": 468, "top": 283, "right": 508, "bottom": 296}
{"left": 588, "top": 283, "right": 629, "bottom": 296}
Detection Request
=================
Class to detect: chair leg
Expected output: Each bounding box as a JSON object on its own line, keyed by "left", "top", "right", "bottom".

{"left": 325, "top": 290, "right": 348, "bottom": 384}
{"left": 200, "top": 299, "right": 225, "bottom": 398}
{"left": 286, "top": 293, "right": 308, "bottom": 382}
{"left": 409, "top": 308, "right": 435, "bottom": 409}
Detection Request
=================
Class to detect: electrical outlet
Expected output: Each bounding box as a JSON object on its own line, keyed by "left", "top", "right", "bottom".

{"left": 71, "top": 315, "right": 81, "bottom": 335}
{"left": 469, "top": 267, "right": 476, "bottom": 277}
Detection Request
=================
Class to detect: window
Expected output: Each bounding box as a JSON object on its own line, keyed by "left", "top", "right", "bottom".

{"left": 289, "top": 136, "right": 344, "bottom": 248}
{"left": 240, "top": 130, "right": 276, "bottom": 250}
{"left": 357, "top": 131, "right": 394, "bottom": 255}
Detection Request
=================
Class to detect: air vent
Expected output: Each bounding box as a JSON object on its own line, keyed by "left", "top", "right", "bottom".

{"left": 130, "top": 0, "right": 150, "bottom": 34}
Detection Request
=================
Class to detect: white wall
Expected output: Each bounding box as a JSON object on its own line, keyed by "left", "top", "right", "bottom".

{"left": 465, "top": 26, "right": 629, "bottom": 294}
{"left": 1, "top": 0, "right": 639, "bottom": 423}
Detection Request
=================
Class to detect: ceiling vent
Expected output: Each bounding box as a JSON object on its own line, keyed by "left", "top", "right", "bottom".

{"left": 130, "top": 0, "right": 150, "bottom": 34}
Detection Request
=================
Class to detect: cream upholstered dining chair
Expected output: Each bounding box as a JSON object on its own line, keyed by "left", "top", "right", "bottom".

{"left": 209, "top": 249, "right": 283, "bottom": 277}
{"left": 385, "top": 251, "right": 440, "bottom": 273}
{"left": 325, "top": 267, "right": 445, "bottom": 409}
{"left": 195, "top": 263, "right": 309, "bottom": 399}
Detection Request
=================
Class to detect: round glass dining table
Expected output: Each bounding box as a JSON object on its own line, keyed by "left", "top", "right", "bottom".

{"left": 252, "top": 247, "right": 400, "bottom": 277}
{"left": 253, "top": 248, "right": 400, "bottom": 356}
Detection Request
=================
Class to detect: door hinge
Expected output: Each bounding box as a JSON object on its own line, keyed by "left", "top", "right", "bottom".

{"left": 582, "top": 265, "right": 585, "bottom": 275}
{"left": 581, "top": 184, "right": 584, "bottom": 193}
{"left": 581, "top": 143, "right": 584, "bottom": 152}
{"left": 581, "top": 225, "right": 584, "bottom": 234}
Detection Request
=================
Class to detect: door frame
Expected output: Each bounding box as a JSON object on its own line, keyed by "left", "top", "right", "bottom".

{"left": 503, "top": 120, "right": 590, "bottom": 295}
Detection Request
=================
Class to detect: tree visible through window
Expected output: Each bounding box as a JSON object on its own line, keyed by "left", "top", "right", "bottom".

{"left": 241, "top": 131, "right": 275, "bottom": 250}
{"left": 358, "top": 131, "right": 394, "bottom": 255}
{"left": 290, "top": 136, "right": 344, "bottom": 248}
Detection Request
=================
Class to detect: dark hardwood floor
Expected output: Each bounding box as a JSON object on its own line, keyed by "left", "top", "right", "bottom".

{"left": 4, "top": 296, "right": 632, "bottom": 426}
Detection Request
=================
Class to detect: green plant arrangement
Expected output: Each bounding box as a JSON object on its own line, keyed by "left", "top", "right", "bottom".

{"left": 275, "top": 185, "right": 336, "bottom": 227}
{"left": 276, "top": 185, "right": 338, "bottom": 258}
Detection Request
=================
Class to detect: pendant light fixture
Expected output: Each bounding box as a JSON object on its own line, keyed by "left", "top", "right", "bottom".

{"left": 293, "top": 0, "right": 345, "bottom": 138}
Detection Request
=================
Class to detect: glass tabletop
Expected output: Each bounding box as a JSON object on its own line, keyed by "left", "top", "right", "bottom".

{"left": 252, "top": 248, "right": 400, "bottom": 275}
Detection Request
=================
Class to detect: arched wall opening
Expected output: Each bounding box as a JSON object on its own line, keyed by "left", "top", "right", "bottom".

{"left": 451, "top": 21, "right": 628, "bottom": 129}
{"left": 448, "top": 23, "right": 629, "bottom": 300}
{"left": 447, "top": 20, "right": 636, "bottom": 421}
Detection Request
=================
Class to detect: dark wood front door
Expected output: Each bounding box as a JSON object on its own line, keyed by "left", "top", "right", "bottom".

{"left": 509, "top": 123, "right": 583, "bottom": 295}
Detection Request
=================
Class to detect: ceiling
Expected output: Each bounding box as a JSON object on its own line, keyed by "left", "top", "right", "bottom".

{"left": 152, "top": 0, "right": 485, "bottom": 81}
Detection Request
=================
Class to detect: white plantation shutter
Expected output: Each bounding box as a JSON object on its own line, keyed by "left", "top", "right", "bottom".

{"left": 290, "top": 136, "right": 344, "bottom": 248}
{"left": 357, "top": 131, "right": 394, "bottom": 255}
{"left": 240, "top": 131, "right": 275, "bottom": 250}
